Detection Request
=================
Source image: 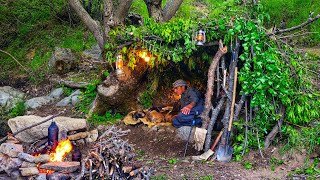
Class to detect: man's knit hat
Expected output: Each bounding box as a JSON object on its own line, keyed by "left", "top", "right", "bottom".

{"left": 172, "top": 79, "right": 187, "bottom": 88}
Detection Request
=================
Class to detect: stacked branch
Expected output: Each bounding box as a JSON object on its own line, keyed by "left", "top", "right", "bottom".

{"left": 76, "top": 126, "right": 154, "bottom": 180}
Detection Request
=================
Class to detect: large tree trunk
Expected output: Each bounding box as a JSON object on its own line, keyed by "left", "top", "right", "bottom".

{"left": 88, "top": 59, "right": 149, "bottom": 115}
{"left": 162, "top": 0, "right": 183, "bottom": 22}
{"left": 144, "top": 0, "right": 183, "bottom": 22}
{"left": 144, "top": 0, "right": 163, "bottom": 22}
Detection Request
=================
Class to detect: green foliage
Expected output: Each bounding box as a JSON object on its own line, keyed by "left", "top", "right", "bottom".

{"left": 136, "top": 149, "right": 146, "bottom": 161}
{"left": 168, "top": 158, "right": 178, "bottom": 165}
{"left": 77, "top": 80, "right": 100, "bottom": 114}
{"left": 139, "top": 91, "right": 154, "bottom": 109}
{"left": 151, "top": 174, "right": 168, "bottom": 180}
{"left": 62, "top": 87, "right": 73, "bottom": 97}
{"left": 7, "top": 101, "right": 26, "bottom": 118}
{"left": 130, "top": 0, "right": 149, "bottom": 19}
{"left": 88, "top": 111, "right": 123, "bottom": 125}
{"left": 270, "top": 157, "right": 284, "bottom": 171}
{"left": 289, "top": 158, "right": 320, "bottom": 178}
{"left": 199, "top": 175, "right": 214, "bottom": 180}
{"left": 282, "top": 123, "right": 320, "bottom": 153}
{"left": 261, "top": 0, "right": 320, "bottom": 45}
{"left": 242, "top": 161, "right": 253, "bottom": 169}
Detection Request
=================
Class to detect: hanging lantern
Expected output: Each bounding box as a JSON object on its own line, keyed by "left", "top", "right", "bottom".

{"left": 116, "top": 54, "right": 124, "bottom": 77}
{"left": 196, "top": 29, "right": 206, "bottom": 46}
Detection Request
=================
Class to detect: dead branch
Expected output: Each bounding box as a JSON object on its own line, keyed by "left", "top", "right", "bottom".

{"left": 220, "top": 38, "right": 240, "bottom": 145}
{"left": 49, "top": 77, "right": 89, "bottom": 89}
{"left": 201, "top": 40, "right": 228, "bottom": 128}
{"left": 242, "top": 100, "right": 248, "bottom": 156}
{"left": 256, "top": 129, "right": 264, "bottom": 158}
{"left": 204, "top": 96, "right": 226, "bottom": 151}
{"left": 0, "top": 49, "right": 31, "bottom": 74}
{"left": 233, "top": 94, "right": 247, "bottom": 122}
{"left": 0, "top": 112, "right": 63, "bottom": 143}
{"left": 264, "top": 105, "right": 285, "bottom": 149}
{"left": 267, "top": 14, "right": 320, "bottom": 36}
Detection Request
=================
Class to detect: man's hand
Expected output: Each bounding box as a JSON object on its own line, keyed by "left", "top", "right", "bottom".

{"left": 181, "top": 102, "right": 196, "bottom": 114}
{"left": 181, "top": 105, "right": 191, "bottom": 114}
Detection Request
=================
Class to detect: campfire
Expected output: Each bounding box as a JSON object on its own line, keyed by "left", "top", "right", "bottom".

{"left": 0, "top": 116, "right": 155, "bottom": 179}
{"left": 49, "top": 139, "right": 72, "bottom": 162}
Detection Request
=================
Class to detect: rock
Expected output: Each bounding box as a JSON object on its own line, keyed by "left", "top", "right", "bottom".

{"left": 25, "top": 96, "right": 53, "bottom": 109}
{"left": 85, "top": 129, "right": 98, "bottom": 143}
{"left": 56, "top": 89, "right": 81, "bottom": 107}
{"left": 5, "top": 136, "right": 20, "bottom": 144}
{"left": 36, "top": 173, "right": 47, "bottom": 180}
{"left": 48, "top": 88, "right": 64, "bottom": 99}
{"left": 0, "top": 143, "right": 23, "bottom": 158}
{"left": 82, "top": 44, "right": 102, "bottom": 60}
{"left": 21, "top": 161, "right": 36, "bottom": 168}
{"left": 48, "top": 47, "right": 77, "bottom": 74}
{"left": 19, "top": 167, "right": 39, "bottom": 176}
{"left": 0, "top": 154, "right": 22, "bottom": 174}
{"left": 176, "top": 126, "right": 195, "bottom": 142}
{"left": 47, "top": 172, "right": 71, "bottom": 180}
{"left": 8, "top": 115, "right": 87, "bottom": 143}
{"left": 34, "top": 154, "right": 50, "bottom": 163}
{"left": 10, "top": 170, "right": 23, "bottom": 180}
{"left": 18, "top": 153, "right": 35, "bottom": 163}
{"left": 40, "top": 161, "right": 80, "bottom": 173}
{"left": 0, "top": 86, "right": 25, "bottom": 110}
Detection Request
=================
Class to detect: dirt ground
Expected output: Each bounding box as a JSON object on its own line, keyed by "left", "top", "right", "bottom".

{"left": 2, "top": 77, "right": 309, "bottom": 180}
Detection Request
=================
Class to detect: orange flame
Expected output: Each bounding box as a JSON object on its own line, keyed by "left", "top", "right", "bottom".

{"left": 37, "top": 163, "right": 54, "bottom": 174}
{"left": 49, "top": 139, "right": 72, "bottom": 162}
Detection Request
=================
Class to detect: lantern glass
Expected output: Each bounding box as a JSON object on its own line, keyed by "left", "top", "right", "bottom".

{"left": 116, "top": 54, "right": 123, "bottom": 69}
{"left": 116, "top": 54, "right": 125, "bottom": 77}
{"left": 196, "top": 29, "right": 206, "bottom": 46}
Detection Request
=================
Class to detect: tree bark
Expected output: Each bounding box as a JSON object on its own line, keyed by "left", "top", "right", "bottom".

{"left": 88, "top": 59, "right": 149, "bottom": 115}
{"left": 144, "top": 0, "right": 163, "bottom": 22}
{"left": 204, "top": 96, "right": 225, "bottom": 151}
{"left": 114, "top": 0, "right": 134, "bottom": 25}
{"left": 70, "top": 0, "right": 133, "bottom": 52}
{"left": 264, "top": 105, "right": 285, "bottom": 149}
{"left": 162, "top": 0, "right": 183, "bottom": 22}
{"left": 200, "top": 40, "right": 227, "bottom": 129}
{"left": 69, "top": 0, "right": 104, "bottom": 50}
{"left": 220, "top": 38, "right": 240, "bottom": 145}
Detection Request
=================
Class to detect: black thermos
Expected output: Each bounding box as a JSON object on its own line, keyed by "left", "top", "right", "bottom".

{"left": 48, "top": 121, "right": 59, "bottom": 150}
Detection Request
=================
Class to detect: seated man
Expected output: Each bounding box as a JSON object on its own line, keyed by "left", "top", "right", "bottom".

{"left": 172, "top": 79, "right": 204, "bottom": 128}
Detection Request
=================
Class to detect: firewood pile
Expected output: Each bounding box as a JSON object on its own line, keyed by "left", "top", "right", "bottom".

{"left": 76, "top": 126, "right": 155, "bottom": 179}
{"left": 0, "top": 124, "right": 154, "bottom": 179}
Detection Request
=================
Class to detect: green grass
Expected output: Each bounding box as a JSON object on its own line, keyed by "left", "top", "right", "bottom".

{"left": 261, "top": 0, "right": 320, "bottom": 45}
{"left": 0, "top": 24, "right": 96, "bottom": 82}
